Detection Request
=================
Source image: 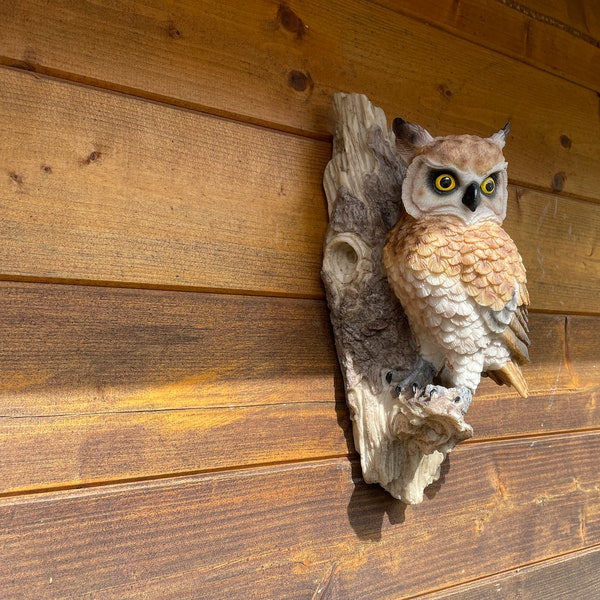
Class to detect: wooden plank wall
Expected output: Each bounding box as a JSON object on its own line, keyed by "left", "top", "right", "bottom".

{"left": 1, "top": 0, "right": 599, "bottom": 597}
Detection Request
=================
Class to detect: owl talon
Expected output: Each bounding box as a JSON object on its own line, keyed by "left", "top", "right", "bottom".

{"left": 384, "top": 358, "right": 436, "bottom": 396}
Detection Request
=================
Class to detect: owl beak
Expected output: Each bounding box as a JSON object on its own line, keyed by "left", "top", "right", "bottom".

{"left": 462, "top": 183, "right": 481, "bottom": 212}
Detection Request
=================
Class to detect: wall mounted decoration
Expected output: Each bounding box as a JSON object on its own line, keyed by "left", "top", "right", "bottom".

{"left": 322, "top": 93, "right": 529, "bottom": 504}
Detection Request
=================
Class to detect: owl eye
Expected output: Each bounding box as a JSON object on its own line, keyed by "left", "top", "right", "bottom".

{"left": 481, "top": 176, "right": 496, "bottom": 195}
{"left": 433, "top": 173, "right": 456, "bottom": 193}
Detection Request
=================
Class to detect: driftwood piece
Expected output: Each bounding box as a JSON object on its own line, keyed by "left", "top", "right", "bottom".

{"left": 322, "top": 93, "right": 473, "bottom": 504}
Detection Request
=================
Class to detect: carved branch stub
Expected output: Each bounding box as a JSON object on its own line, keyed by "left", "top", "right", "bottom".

{"left": 322, "top": 93, "right": 473, "bottom": 504}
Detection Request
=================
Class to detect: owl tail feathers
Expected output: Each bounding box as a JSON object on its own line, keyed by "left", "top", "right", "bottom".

{"left": 486, "top": 361, "right": 529, "bottom": 398}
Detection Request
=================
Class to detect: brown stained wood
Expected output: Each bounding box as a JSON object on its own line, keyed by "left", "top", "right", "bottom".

{"left": 503, "top": 187, "right": 600, "bottom": 315}
{"left": 470, "top": 388, "right": 600, "bottom": 440}
{"left": 0, "top": 283, "right": 596, "bottom": 419}
{"left": 420, "top": 545, "right": 600, "bottom": 599}
{"left": 377, "top": 0, "right": 600, "bottom": 92}
{"left": 0, "top": 283, "right": 338, "bottom": 416}
{"left": 1, "top": 70, "right": 600, "bottom": 312}
{"left": 0, "top": 67, "right": 329, "bottom": 296}
{"left": 1, "top": 283, "right": 600, "bottom": 494}
{"left": 513, "top": 0, "right": 600, "bottom": 41}
{"left": 0, "top": 403, "right": 351, "bottom": 495}
{"left": 2, "top": 433, "right": 600, "bottom": 598}
{"left": 4, "top": 386, "right": 600, "bottom": 496}
{"left": 566, "top": 316, "right": 600, "bottom": 388}
{"left": 1, "top": 1, "right": 599, "bottom": 200}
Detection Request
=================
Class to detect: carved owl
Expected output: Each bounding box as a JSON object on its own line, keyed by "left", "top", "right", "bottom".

{"left": 382, "top": 119, "right": 530, "bottom": 397}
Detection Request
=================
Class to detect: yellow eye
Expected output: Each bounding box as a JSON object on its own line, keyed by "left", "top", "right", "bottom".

{"left": 481, "top": 176, "right": 496, "bottom": 195}
{"left": 434, "top": 173, "right": 456, "bottom": 192}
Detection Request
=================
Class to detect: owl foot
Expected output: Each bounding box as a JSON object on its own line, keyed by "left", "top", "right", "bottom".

{"left": 390, "top": 383, "right": 474, "bottom": 455}
{"left": 416, "top": 384, "right": 473, "bottom": 414}
{"left": 384, "top": 358, "right": 436, "bottom": 396}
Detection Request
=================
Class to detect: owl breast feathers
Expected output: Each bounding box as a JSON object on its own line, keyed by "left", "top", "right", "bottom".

{"left": 383, "top": 119, "right": 530, "bottom": 397}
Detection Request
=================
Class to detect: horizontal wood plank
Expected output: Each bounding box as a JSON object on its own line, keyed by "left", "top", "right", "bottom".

{"left": 0, "top": 283, "right": 339, "bottom": 416}
{"left": 1, "top": 1, "right": 599, "bottom": 200}
{"left": 378, "top": 0, "right": 600, "bottom": 92}
{"left": 1, "top": 68, "right": 599, "bottom": 312}
{"left": 420, "top": 545, "right": 600, "bottom": 599}
{"left": 3, "top": 283, "right": 599, "bottom": 417}
{"left": 503, "top": 187, "right": 600, "bottom": 314}
{"left": 2, "top": 432, "right": 600, "bottom": 598}
{"left": 0, "top": 403, "right": 351, "bottom": 495}
{"left": 0, "top": 67, "right": 330, "bottom": 297}
{"left": 514, "top": 0, "right": 600, "bottom": 41}
{"left": 4, "top": 387, "right": 600, "bottom": 496}
{"left": 1, "top": 282, "right": 599, "bottom": 494}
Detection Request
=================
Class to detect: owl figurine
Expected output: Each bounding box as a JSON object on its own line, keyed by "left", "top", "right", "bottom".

{"left": 382, "top": 119, "right": 530, "bottom": 398}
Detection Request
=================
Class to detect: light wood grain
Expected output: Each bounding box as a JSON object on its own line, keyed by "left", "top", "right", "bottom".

{"left": 2, "top": 433, "right": 600, "bottom": 598}
{"left": 2, "top": 69, "right": 599, "bottom": 311}
{"left": 0, "top": 67, "right": 329, "bottom": 297}
{"left": 420, "top": 545, "right": 600, "bottom": 599}
{"left": 378, "top": 0, "right": 600, "bottom": 92}
{"left": 0, "top": 1, "right": 599, "bottom": 199}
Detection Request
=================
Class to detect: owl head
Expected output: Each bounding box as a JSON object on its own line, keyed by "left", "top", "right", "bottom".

{"left": 393, "top": 119, "right": 510, "bottom": 226}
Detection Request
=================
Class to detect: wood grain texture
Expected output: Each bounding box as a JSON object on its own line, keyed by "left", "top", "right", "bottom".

{"left": 1, "top": 282, "right": 599, "bottom": 494}
{"left": 2, "top": 433, "right": 600, "bottom": 598}
{"left": 513, "top": 0, "right": 600, "bottom": 40}
{"left": 420, "top": 545, "right": 600, "bottom": 599}
{"left": 0, "top": 67, "right": 329, "bottom": 296}
{"left": 503, "top": 187, "right": 600, "bottom": 315}
{"left": 1, "top": 68, "right": 599, "bottom": 312}
{"left": 0, "top": 1, "right": 599, "bottom": 200}
{"left": 0, "top": 403, "right": 350, "bottom": 495}
{"left": 0, "top": 283, "right": 338, "bottom": 416}
{"left": 378, "top": 0, "right": 600, "bottom": 92}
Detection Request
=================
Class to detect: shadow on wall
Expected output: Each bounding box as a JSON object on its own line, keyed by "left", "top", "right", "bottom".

{"left": 346, "top": 457, "right": 452, "bottom": 541}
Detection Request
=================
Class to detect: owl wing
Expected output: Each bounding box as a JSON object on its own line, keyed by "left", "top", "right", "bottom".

{"left": 480, "top": 281, "right": 530, "bottom": 364}
{"left": 462, "top": 227, "right": 530, "bottom": 396}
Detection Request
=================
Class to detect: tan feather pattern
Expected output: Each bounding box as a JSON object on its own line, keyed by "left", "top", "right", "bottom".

{"left": 389, "top": 214, "right": 527, "bottom": 312}
{"left": 383, "top": 212, "right": 530, "bottom": 396}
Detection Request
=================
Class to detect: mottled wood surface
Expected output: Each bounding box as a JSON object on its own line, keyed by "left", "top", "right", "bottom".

{"left": 1, "top": 0, "right": 599, "bottom": 597}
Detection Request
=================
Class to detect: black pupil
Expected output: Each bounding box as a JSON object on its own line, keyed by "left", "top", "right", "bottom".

{"left": 485, "top": 179, "right": 494, "bottom": 192}
{"left": 440, "top": 176, "right": 452, "bottom": 189}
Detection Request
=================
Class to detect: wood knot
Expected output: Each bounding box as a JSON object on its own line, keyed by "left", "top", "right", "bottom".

{"left": 437, "top": 83, "right": 453, "bottom": 99}
{"left": 552, "top": 171, "right": 566, "bottom": 192}
{"left": 86, "top": 151, "right": 101, "bottom": 165}
{"left": 288, "top": 70, "right": 313, "bottom": 92}
{"left": 167, "top": 22, "right": 182, "bottom": 38}
{"left": 559, "top": 134, "right": 572, "bottom": 149}
{"left": 277, "top": 3, "right": 306, "bottom": 38}
{"left": 9, "top": 171, "right": 24, "bottom": 185}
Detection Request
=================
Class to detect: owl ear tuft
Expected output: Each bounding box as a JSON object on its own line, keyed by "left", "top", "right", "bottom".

{"left": 488, "top": 121, "right": 511, "bottom": 149}
{"left": 392, "top": 118, "right": 434, "bottom": 163}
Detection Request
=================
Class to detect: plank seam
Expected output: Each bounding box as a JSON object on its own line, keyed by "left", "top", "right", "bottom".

{"left": 370, "top": 0, "right": 600, "bottom": 96}
{"left": 405, "top": 541, "right": 600, "bottom": 599}
{"left": 0, "top": 60, "right": 332, "bottom": 142}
